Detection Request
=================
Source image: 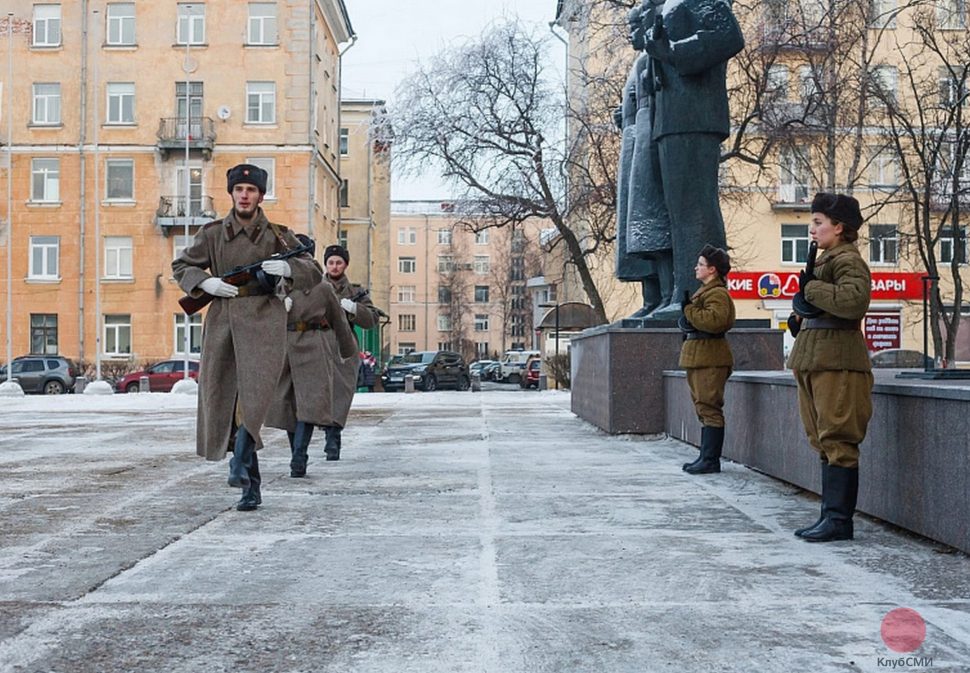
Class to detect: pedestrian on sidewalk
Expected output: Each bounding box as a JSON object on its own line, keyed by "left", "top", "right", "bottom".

{"left": 172, "top": 164, "right": 321, "bottom": 511}
{"left": 264, "top": 236, "right": 359, "bottom": 478}
{"left": 678, "top": 244, "right": 735, "bottom": 474}
{"left": 320, "top": 244, "right": 381, "bottom": 460}
{"left": 787, "top": 193, "right": 872, "bottom": 542}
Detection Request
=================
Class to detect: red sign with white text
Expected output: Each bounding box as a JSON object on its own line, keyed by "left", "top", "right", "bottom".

{"left": 864, "top": 313, "right": 902, "bottom": 351}
{"left": 727, "top": 272, "right": 924, "bottom": 300}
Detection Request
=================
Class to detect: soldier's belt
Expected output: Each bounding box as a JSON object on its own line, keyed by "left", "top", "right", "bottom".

{"left": 802, "top": 317, "right": 860, "bottom": 330}
{"left": 287, "top": 320, "right": 330, "bottom": 332}
{"left": 685, "top": 331, "right": 726, "bottom": 340}
{"left": 235, "top": 283, "right": 273, "bottom": 298}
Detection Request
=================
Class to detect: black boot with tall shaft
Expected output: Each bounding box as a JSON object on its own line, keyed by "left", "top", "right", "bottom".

{"left": 801, "top": 465, "right": 858, "bottom": 542}
{"left": 236, "top": 451, "right": 261, "bottom": 511}
{"left": 684, "top": 426, "right": 723, "bottom": 475}
{"left": 228, "top": 427, "right": 255, "bottom": 488}
{"left": 795, "top": 458, "right": 828, "bottom": 537}
{"left": 289, "top": 421, "right": 314, "bottom": 477}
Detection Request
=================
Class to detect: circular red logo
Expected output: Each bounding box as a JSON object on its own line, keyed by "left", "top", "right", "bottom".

{"left": 881, "top": 608, "right": 926, "bottom": 653}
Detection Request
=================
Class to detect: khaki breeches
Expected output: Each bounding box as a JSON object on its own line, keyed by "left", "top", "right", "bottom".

{"left": 794, "top": 369, "right": 873, "bottom": 468}
{"left": 686, "top": 366, "right": 731, "bottom": 428}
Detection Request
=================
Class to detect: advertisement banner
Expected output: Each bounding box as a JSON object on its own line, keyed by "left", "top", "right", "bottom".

{"left": 727, "top": 272, "right": 924, "bottom": 301}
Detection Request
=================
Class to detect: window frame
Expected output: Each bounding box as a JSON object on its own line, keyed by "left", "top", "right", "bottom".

{"left": 246, "top": 81, "right": 276, "bottom": 124}
{"left": 105, "top": 158, "right": 135, "bottom": 201}
{"left": 174, "top": 313, "right": 203, "bottom": 355}
{"left": 32, "top": 4, "right": 62, "bottom": 47}
{"left": 32, "top": 83, "right": 61, "bottom": 125}
{"left": 30, "top": 313, "right": 59, "bottom": 355}
{"left": 103, "top": 314, "right": 132, "bottom": 357}
{"left": 397, "top": 285, "right": 416, "bottom": 303}
{"left": 106, "top": 82, "right": 135, "bottom": 125}
{"left": 339, "top": 127, "right": 349, "bottom": 155}
{"left": 247, "top": 2, "right": 278, "bottom": 45}
{"left": 398, "top": 314, "right": 416, "bottom": 332}
{"left": 245, "top": 157, "right": 276, "bottom": 198}
{"left": 398, "top": 256, "right": 416, "bottom": 274}
{"left": 30, "top": 158, "right": 60, "bottom": 203}
{"left": 28, "top": 236, "right": 60, "bottom": 280}
{"left": 474, "top": 314, "right": 490, "bottom": 332}
{"left": 104, "top": 236, "right": 134, "bottom": 279}
{"left": 176, "top": 3, "right": 206, "bottom": 45}
{"left": 473, "top": 255, "right": 490, "bottom": 274}
{"left": 474, "top": 285, "right": 490, "bottom": 303}
{"left": 781, "top": 224, "right": 810, "bottom": 265}
{"left": 869, "top": 224, "right": 899, "bottom": 266}
{"left": 437, "top": 228, "right": 452, "bottom": 245}
{"left": 106, "top": 3, "right": 136, "bottom": 46}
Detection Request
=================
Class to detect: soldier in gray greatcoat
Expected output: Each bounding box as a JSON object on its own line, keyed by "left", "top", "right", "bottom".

{"left": 320, "top": 244, "right": 381, "bottom": 460}
{"left": 172, "top": 164, "right": 321, "bottom": 511}
{"left": 264, "top": 236, "right": 359, "bottom": 478}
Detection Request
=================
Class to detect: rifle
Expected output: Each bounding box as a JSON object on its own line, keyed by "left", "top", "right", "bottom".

{"left": 792, "top": 240, "right": 823, "bottom": 319}
{"left": 178, "top": 240, "right": 314, "bottom": 316}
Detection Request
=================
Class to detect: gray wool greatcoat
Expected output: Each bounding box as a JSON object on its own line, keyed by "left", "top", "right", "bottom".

{"left": 172, "top": 208, "right": 321, "bottom": 460}
{"left": 325, "top": 273, "right": 380, "bottom": 428}
{"left": 264, "top": 280, "right": 359, "bottom": 432}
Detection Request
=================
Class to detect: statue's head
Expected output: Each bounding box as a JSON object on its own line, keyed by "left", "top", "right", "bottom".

{"left": 638, "top": 0, "right": 664, "bottom": 36}
{"left": 627, "top": 5, "right": 645, "bottom": 49}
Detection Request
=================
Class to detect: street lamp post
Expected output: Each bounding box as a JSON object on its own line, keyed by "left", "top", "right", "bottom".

{"left": 92, "top": 9, "right": 102, "bottom": 382}
{"left": 181, "top": 11, "right": 195, "bottom": 379}
{"left": 4, "top": 12, "right": 18, "bottom": 391}
{"left": 539, "top": 301, "right": 561, "bottom": 390}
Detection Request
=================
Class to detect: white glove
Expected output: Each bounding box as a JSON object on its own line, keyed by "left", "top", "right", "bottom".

{"left": 261, "top": 259, "right": 292, "bottom": 278}
{"left": 340, "top": 298, "right": 358, "bottom": 315}
{"left": 199, "top": 277, "right": 239, "bottom": 298}
{"left": 283, "top": 296, "right": 293, "bottom": 313}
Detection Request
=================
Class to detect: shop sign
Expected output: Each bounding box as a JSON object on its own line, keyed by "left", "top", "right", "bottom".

{"left": 864, "top": 312, "right": 902, "bottom": 351}
{"left": 727, "top": 272, "right": 924, "bottom": 300}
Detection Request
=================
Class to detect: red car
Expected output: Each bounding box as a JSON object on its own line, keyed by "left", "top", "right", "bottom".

{"left": 520, "top": 358, "right": 541, "bottom": 389}
{"left": 115, "top": 359, "right": 199, "bottom": 393}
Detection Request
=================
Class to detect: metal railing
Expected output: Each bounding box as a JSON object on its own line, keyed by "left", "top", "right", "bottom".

{"left": 156, "top": 117, "right": 216, "bottom": 150}
{"left": 155, "top": 195, "right": 216, "bottom": 224}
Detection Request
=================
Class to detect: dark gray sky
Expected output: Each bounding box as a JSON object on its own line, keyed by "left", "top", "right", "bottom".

{"left": 342, "top": 1, "right": 564, "bottom": 199}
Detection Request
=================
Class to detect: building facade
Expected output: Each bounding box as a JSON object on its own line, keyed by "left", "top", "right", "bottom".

{"left": 0, "top": 0, "right": 353, "bottom": 370}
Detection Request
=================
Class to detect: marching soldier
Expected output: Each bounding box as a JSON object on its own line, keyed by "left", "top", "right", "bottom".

{"left": 321, "top": 244, "right": 381, "bottom": 460}
{"left": 172, "top": 164, "right": 321, "bottom": 511}
{"left": 264, "top": 237, "right": 359, "bottom": 477}
{"left": 678, "top": 244, "right": 735, "bottom": 474}
{"left": 788, "top": 193, "right": 872, "bottom": 542}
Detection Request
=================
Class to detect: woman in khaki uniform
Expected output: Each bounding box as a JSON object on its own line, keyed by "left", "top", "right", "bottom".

{"left": 679, "top": 245, "right": 735, "bottom": 475}
{"left": 787, "top": 192, "right": 872, "bottom": 543}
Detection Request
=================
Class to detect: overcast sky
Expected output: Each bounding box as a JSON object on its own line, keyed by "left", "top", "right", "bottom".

{"left": 341, "top": 0, "right": 564, "bottom": 200}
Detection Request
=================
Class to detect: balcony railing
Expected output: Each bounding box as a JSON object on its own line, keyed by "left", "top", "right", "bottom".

{"left": 156, "top": 117, "right": 216, "bottom": 159}
{"left": 155, "top": 195, "right": 217, "bottom": 233}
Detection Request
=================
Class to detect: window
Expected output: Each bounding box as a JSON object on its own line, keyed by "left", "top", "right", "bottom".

{"left": 104, "top": 237, "right": 133, "bottom": 279}
{"left": 511, "top": 314, "right": 525, "bottom": 337}
{"left": 397, "top": 286, "right": 415, "bottom": 303}
{"left": 246, "top": 81, "right": 276, "bottom": 123}
{"left": 778, "top": 147, "right": 810, "bottom": 203}
{"left": 105, "top": 159, "right": 134, "bottom": 200}
{"left": 938, "top": 67, "right": 968, "bottom": 107}
{"left": 177, "top": 3, "right": 205, "bottom": 44}
{"left": 437, "top": 314, "right": 452, "bottom": 331}
{"left": 438, "top": 286, "right": 452, "bottom": 304}
{"left": 871, "top": 66, "right": 898, "bottom": 106}
{"left": 247, "top": 2, "right": 277, "bottom": 44}
{"left": 869, "top": 0, "right": 897, "bottom": 27}
{"left": 868, "top": 147, "right": 897, "bottom": 188}
{"left": 31, "top": 158, "right": 60, "bottom": 202}
{"left": 339, "top": 127, "right": 349, "bottom": 155}
{"left": 174, "top": 314, "right": 203, "bottom": 354}
{"left": 173, "top": 234, "right": 192, "bottom": 260}
{"left": 245, "top": 157, "right": 275, "bottom": 197}
{"left": 476, "top": 342, "right": 490, "bottom": 357}
{"left": 338, "top": 230, "right": 348, "bottom": 250}
{"left": 781, "top": 224, "right": 810, "bottom": 264}
{"left": 510, "top": 256, "right": 525, "bottom": 281}
{"left": 28, "top": 236, "right": 59, "bottom": 279}
{"left": 938, "top": 0, "right": 967, "bottom": 28}
{"left": 398, "top": 256, "right": 416, "bottom": 273}
{"left": 32, "top": 4, "right": 61, "bottom": 47}
{"left": 475, "top": 314, "right": 489, "bottom": 331}
{"left": 397, "top": 227, "right": 417, "bottom": 245}
{"left": 106, "top": 82, "right": 135, "bottom": 124}
{"left": 30, "top": 314, "right": 58, "bottom": 355}
{"left": 475, "top": 229, "right": 490, "bottom": 245}
{"left": 339, "top": 179, "right": 349, "bottom": 207}
{"left": 32, "top": 83, "right": 61, "bottom": 125}
{"left": 475, "top": 285, "right": 490, "bottom": 303}
{"left": 798, "top": 65, "right": 819, "bottom": 102}
{"left": 800, "top": 0, "right": 825, "bottom": 23}
{"left": 104, "top": 315, "right": 132, "bottom": 356}
{"left": 438, "top": 341, "right": 453, "bottom": 351}
{"left": 474, "top": 255, "right": 490, "bottom": 274}
{"left": 437, "top": 228, "right": 452, "bottom": 245}
{"left": 398, "top": 314, "right": 416, "bottom": 332}
{"left": 767, "top": 64, "right": 789, "bottom": 100}
{"left": 437, "top": 255, "right": 455, "bottom": 273}
{"left": 940, "top": 227, "right": 968, "bottom": 264}
{"left": 106, "top": 3, "right": 136, "bottom": 45}
{"left": 869, "top": 225, "right": 898, "bottom": 265}
{"left": 397, "top": 342, "right": 416, "bottom": 356}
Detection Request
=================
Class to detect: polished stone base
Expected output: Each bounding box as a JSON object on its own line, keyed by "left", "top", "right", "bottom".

{"left": 570, "top": 325, "right": 784, "bottom": 434}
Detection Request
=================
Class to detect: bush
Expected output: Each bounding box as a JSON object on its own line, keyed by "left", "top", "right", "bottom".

{"left": 545, "top": 353, "right": 571, "bottom": 389}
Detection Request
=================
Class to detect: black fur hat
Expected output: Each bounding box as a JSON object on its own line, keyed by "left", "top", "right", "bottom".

{"left": 699, "top": 244, "right": 731, "bottom": 278}
{"left": 226, "top": 164, "right": 268, "bottom": 194}
{"left": 810, "top": 192, "right": 863, "bottom": 230}
{"left": 324, "top": 244, "right": 349, "bottom": 265}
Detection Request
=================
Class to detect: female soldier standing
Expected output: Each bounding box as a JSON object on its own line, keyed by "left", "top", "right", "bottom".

{"left": 679, "top": 244, "right": 735, "bottom": 475}
{"left": 787, "top": 193, "right": 871, "bottom": 543}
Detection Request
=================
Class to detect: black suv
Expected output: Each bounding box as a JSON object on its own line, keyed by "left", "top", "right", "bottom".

{"left": 0, "top": 355, "right": 77, "bottom": 394}
{"left": 382, "top": 351, "right": 470, "bottom": 392}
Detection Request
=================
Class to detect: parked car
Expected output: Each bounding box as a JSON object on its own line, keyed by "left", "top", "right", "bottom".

{"left": 469, "top": 359, "right": 497, "bottom": 379}
{"left": 870, "top": 349, "right": 933, "bottom": 369}
{"left": 115, "top": 359, "right": 200, "bottom": 393}
{"left": 0, "top": 355, "right": 77, "bottom": 394}
{"left": 482, "top": 361, "right": 502, "bottom": 381}
{"left": 381, "top": 350, "right": 470, "bottom": 392}
{"left": 498, "top": 349, "right": 541, "bottom": 383}
{"left": 519, "top": 357, "right": 542, "bottom": 389}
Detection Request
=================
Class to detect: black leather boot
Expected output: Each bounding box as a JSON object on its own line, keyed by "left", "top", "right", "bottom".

{"left": 289, "top": 422, "right": 314, "bottom": 477}
{"left": 684, "top": 426, "right": 723, "bottom": 474}
{"left": 683, "top": 426, "right": 711, "bottom": 471}
{"left": 795, "top": 457, "right": 828, "bottom": 537}
{"left": 801, "top": 465, "right": 858, "bottom": 542}
{"left": 325, "top": 425, "right": 341, "bottom": 461}
{"left": 228, "top": 427, "right": 254, "bottom": 488}
{"left": 236, "top": 451, "right": 261, "bottom": 511}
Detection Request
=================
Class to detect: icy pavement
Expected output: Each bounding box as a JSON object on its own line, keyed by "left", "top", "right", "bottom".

{"left": 0, "top": 390, "right": 968, "bottom": 673}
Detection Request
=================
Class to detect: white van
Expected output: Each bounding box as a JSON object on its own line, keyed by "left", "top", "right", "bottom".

{"left": 498, "top": 350, "right": 540, "bottom": 383}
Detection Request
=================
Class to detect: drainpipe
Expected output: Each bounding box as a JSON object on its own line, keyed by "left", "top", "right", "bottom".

{"left": 307, "top": 0, "right": 315, "bottom": 238}
{"left": 335, "top": 34, "right": 357, "bottom": 241}
{"left": 78, "top": 0, "right": 89, "bottom": 363}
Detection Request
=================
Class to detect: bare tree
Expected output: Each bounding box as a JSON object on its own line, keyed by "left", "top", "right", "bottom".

{"left": 435, "top": 231, "right": 475, "bottom": 360}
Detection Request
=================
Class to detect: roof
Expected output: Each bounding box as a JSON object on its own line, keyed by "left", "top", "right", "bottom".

{"left": 537, "top": 302, "right": 604, "bottom": 330}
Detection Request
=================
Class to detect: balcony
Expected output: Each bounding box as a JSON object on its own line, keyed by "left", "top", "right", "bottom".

{"left": 771, "top": 184, "right": 812, "bottom": 211}
{"left": 155, "top": 195, "right": 217, "bottom": 234}
{"left": 156, "top": 117, "right": 216, "bottom": 160}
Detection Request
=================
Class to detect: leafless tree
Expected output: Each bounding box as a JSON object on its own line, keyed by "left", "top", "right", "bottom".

{"left": 435, "top": 231, "right": 476, "bottom": 360}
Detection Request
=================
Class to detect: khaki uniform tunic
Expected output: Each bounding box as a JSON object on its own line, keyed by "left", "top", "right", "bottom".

{"left": 679, "top": 279, "right": 735, "bottom": 427}
{"left": 172, "top": 209, "right": 321, "bottom": 460}
{"left": 786, "top": 242, "right": 873, "bottom": 468}
{"left": 325, "top": 274, "right": 381, "bottom": 428}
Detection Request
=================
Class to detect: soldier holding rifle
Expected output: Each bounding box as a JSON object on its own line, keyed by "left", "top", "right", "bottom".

{"left": 172, "top": 164, "right": 321, "bottom": 511}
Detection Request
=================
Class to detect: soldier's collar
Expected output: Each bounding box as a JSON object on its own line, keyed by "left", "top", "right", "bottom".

{"left": 223, "top": 208, "right": 267, "bottom": 242}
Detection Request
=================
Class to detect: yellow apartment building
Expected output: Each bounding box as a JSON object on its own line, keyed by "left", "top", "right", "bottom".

{"left": 0, "top": 0, "right": 353, "bottom": 371}
{"left": 553, "top": 0, "right": 970, "bottom": 361}
{"left": 388, "top": 201, "right": 545, "bottom": 362}
{"left": 337, "top": 98, "right": 390, "bottom": 358}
